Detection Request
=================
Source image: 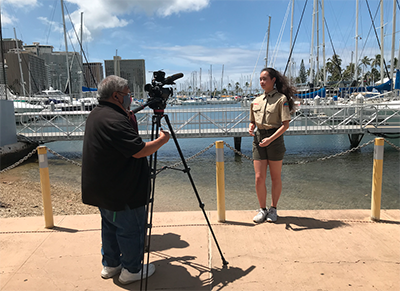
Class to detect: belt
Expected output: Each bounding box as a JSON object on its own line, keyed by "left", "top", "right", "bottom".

{"left": 258, "top": 128, "right": 278, "bottom": 134}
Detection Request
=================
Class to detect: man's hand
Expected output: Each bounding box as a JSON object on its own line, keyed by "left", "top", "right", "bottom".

{"left": 159, "top": 129, "right": 170, "bottom": 144}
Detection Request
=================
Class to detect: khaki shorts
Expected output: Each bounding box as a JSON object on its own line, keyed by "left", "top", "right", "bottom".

{"left": 252, "top": 128, "right": 286, "bottom": 161}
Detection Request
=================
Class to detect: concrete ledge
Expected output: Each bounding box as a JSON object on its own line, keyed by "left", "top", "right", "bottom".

{"left": 0, "top": 141, "right": 38, "bottom": 170}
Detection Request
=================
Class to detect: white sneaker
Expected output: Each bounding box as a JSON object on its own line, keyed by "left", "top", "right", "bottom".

{"left": 119, "top": 264, "right": 156, "bottom": 285}
{"left": 101, "top": 264, "right": 122, "bottom": 279}
{"left": 253, "top": 208, "right": 268, "bottom": 223}
{"left": 267, "top": 207, "right": 277, "bottom": 222}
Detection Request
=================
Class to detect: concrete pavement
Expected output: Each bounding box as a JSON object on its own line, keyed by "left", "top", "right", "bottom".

{"left": 1, "top": 209, "right": 399, "bottom": 291}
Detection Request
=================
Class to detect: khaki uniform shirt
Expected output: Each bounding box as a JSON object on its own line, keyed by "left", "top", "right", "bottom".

{"left": 250, "top": 89, "right": 291, "bottom": 130}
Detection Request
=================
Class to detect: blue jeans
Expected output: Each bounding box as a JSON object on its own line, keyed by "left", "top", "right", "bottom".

{"left": 99, "top": 205, "right": 146, "bottom": 273}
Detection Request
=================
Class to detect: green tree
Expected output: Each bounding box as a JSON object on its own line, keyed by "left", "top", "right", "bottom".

{"left": 371, "top": 54, "right": 381, "bottom": 70}
{"left": 326, "top": 54, "right": 343, "bottom": 83}
{"left": 235, "top": 82, "right": 240, "bottom": 95}
{"left": 298, "top": 59, "right": 307, "bottom": 83}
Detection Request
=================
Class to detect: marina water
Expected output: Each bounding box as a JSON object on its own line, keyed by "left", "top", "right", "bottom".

{"left": 10, "top": 103, "right": 400, "bottom": 212}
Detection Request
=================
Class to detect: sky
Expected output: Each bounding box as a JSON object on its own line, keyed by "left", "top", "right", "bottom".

{"left": 1, "top": 0, "right": 398, "bottom": 91}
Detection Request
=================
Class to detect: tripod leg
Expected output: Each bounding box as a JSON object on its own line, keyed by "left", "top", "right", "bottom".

{"left": 163, "top": 114, "right": 228, "bottom": 266}
{"left": 141, "top": 114, "right": 162, "bottom": 291}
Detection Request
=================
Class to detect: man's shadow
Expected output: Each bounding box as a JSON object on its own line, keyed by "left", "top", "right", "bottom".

{"left": 113, "top": 232, "right": 255, "bottom": 290}
{"left": 275, "top": 215, "right": 348, "bottom": 231}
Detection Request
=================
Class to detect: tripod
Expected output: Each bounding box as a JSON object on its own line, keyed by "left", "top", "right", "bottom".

{"left": 141, "top": 109, "right": 229, "bottom": 289}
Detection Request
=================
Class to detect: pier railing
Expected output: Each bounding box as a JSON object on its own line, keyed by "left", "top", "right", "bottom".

{"left": 15, "top": 101, "right": 400, "bottom": 142}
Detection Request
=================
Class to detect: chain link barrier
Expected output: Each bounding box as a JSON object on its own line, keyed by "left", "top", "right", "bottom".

{"left": 0, "top": 137, "right": 399, "bottom": 174}
{"left": 223, "top": 138, "right": 384, "bottom": 165}
{"left": 0, "top": 148, "right": 37, "bottom": 174}
{"left": 223, "top": 141, "right": 254, "bottom": 161}
{"left": 383, "top": 138, "right": 400, "bottom": 151}
{"left": 47, "top": 148, "right": 82, "bottom": 167}
{"left": 167, "top": 142, "right": 215, "bottom": 169}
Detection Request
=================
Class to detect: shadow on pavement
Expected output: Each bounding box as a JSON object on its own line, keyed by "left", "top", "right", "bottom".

{"left": 276, "top": 216, "right": 348, "bottom": 231}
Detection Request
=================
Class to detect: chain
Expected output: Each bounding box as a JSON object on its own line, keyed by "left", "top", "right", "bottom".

{"left": 168, "top": 142, "right": 215, "bottom": 169}
{"left": 222, "top": 141, "right": 253, "bottom": 161}
{"left": 47, "top": 148, "right": 82, "bottom": 167}
{"left": 384, "top": 138, "right": 400, "bottom": 151}
{"left": 1, "top": 137, "right": 396, "bottom": 174}
{"left": 0, "top": 148, "right": 37, "bottom": 174}
{"left": 223, "top": 139, "right": 377, "bottom": 165}
{"left": 315, "top": 139, "right": 375, "bottom": 162}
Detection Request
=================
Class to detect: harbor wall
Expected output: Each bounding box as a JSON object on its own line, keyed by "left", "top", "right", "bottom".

{"left": 0, "top": 100, "right": 38, "bottom": 170}
{"left": 0, "top": 100, "right": 17, "bottom": 146}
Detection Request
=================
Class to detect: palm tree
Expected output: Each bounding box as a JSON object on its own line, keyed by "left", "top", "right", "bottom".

{"left": 371, "top": 54, "right": 381, "bottom": 70}
{"left": 326, "top": 54, "right": 343, "bottom": 84}
{"left": 360, "top": 56, "right": 371, "bottom": 84}
{"left": 360, "top": 56, "right": 371, "bottom": 71}
{"left": 235, "top": 82, "right": 240, "bottom": 95}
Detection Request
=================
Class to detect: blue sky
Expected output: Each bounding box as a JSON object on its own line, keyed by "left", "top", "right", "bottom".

{"left": 1, "top": 0, "right": 398, "bottom": 90}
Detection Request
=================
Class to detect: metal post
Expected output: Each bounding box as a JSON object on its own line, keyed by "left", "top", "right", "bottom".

{"left": 216, "top": 141, "right": 226, "bottom": 222}
{"left": 371, "top": 138, "right": 384, "bottom": 222}
{"left": 37, "top": 146, "right": 54, "bottom": 228}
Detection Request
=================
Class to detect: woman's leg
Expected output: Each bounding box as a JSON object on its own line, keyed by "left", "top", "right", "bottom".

{"left": 268, "top": 160, "right": 283, "bottom": 207}
{"left": 253, "top": 159, "right": 269, "bottom": 208}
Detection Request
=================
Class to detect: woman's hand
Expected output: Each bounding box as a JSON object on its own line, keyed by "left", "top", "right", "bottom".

{"left": 248, "top": 124, "right": 255, "bottom": 136}
{"left": 259, "top": 137, "right": 272, "bottom": 147}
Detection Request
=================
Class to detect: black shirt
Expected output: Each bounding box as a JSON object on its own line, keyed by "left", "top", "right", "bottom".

{"left": 81, "top": 101, "right": 149, "bottom": 211}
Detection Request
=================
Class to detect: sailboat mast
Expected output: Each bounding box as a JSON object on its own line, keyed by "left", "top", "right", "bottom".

{"left": 199, "top": 67, "right": 202, "bottom": 94}
{"left": 380, "top": 0, "right": 384, "bottom": 83}
{"left": 354, "top": 0, "right": 359, "bottom": 85}
{"left": 322, "top": 0, "right": 326, "bottom": 87}
{"left": 390, "top": 0, "right": 396, "bottom": 85}
{"left": 266, "top": 16, "right": 271, "bottom": 68}
{"left": 13, "top": 28, "right": 26, "bottom": 96}
{"left": 61, "top": 0, "right": 72, "bottom": 96}
{"left": 221, "top": 65, "right": 224, "bottom": 94}
{"left": 210, "top": 64, "right": 212, "bottom": 94}
{"left": 309, "top": 0, "right": 317, "bottom": 85}
{"left": 316, "top": 1, "right": 320, "bottom": 87}
{"left": 288, "top": 0, "right": 294, "bottom": 81}
{"left": 80, "top": 12, "right": 83, "bottom": 99}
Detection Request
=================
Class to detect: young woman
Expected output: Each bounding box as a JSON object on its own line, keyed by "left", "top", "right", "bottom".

{"left": 249, "top": 68, "right": 297, "bottom": 223}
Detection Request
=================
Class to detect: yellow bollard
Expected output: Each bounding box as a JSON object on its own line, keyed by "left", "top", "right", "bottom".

{"left": 371, "top": 138, "right": 384, "bottom": 222}
{"left": 216, "top": 141, "right": 226, "bottom": 222}
{"left": 37, "top": 146, "right": 54, "bottom": 229}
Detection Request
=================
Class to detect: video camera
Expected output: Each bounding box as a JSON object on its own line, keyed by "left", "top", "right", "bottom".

{"left": 144, "top": 71, "right": 184, "bottom": 110}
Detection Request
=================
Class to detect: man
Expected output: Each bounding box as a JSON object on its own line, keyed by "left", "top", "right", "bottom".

{"left": 81, "top": 75, "right": 169, "bottom": 284}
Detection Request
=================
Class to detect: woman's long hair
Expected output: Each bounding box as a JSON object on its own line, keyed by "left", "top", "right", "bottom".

{"left": 262, "top": 67, "right": 297, "bottom": 112}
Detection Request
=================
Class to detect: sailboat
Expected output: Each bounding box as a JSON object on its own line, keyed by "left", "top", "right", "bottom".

{"left": 295, "top": 0, "right": 398, "bottom": 101}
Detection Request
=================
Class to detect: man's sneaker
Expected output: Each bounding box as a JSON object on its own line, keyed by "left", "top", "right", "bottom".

{"left": 266, "top": 207, "right": 277, "bottom": 222}
{"left": 119, "top": 264, "right": 156, "bottom": 285}
{"left": 101, "top": 264, "right": 122, "bottom": 279}
{"left": 253, "top": 208, "right": 268, "bottom": 223}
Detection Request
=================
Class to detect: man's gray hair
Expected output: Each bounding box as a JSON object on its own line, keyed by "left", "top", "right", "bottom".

{"left": 97, "top": 75, "right": 129, "bottom": 101}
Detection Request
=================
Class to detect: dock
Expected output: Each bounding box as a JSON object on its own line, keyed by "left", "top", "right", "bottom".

{"left": 1, "top": 209, "right": 399, "bottom": 290}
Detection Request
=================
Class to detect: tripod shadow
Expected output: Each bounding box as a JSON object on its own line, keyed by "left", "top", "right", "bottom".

{"left": 113, "top": 251, "right": 255, "bottom": 290}
{"left": 275, "top": 216, "right": 348, "bottom": 231}
{"left": 113, "top": 233, "right": 255, "bottom": 290}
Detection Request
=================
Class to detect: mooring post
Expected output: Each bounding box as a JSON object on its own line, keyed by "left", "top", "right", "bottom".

{"left": 37, "top": 146, "right": 54, "bottom": 229}
{"left": 215, "top": 141, "right": 226, "bottom": 222}
{"left": 234, "top": 136, "right": 242, "bottom": 154}
{"left": 371, "top": 138, "right": 384, "bottom": 222}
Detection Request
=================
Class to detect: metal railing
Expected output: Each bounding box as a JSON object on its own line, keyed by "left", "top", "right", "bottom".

{"left": 14, "top": 101, "right": 400, "bottom": 143}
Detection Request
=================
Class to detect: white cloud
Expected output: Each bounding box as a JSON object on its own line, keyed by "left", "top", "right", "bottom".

{"left": 3, "top": 0, "right": 37, "bottom": 7}
{"left": 0, "top": 10, "right": 17, "bottom": 25}
{"left": 63, "top": 0, "right": 209, "bottom": 41}
{"left": 37, "top": 16, "right": 64, "bottom": 34}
